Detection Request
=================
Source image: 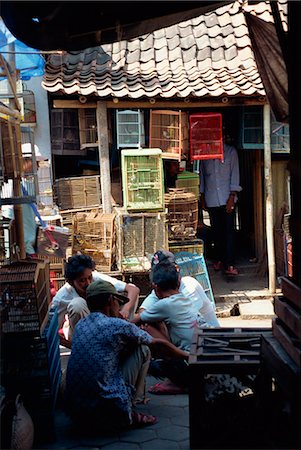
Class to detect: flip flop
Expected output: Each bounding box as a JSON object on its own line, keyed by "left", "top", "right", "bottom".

{"left": 131, "top": 411, "right": 157, "bottom": 428}
{"left": 148, "top": 381, "right": 187, "bottom": 395}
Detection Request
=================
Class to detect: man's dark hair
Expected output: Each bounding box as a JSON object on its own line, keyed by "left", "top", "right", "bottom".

{"left": 65, "top": 254, "right": 95, "bottom": 282}
{"left": 86, "top": 293, "right": 111, "bottom": 312}
{"left": 152, "top": 264, "right": 179, "bottom": 291}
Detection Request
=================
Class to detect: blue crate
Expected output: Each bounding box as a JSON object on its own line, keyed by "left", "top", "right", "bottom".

{"left": 174, "top": 252, "right": 215, "bottom": 308}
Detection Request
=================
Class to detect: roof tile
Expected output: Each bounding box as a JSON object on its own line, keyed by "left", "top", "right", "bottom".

{"left": 43, "top": 0, "right": 281, "bottom": 99}
{"left": 155, "top": 46, "right": 169, "bottom": 62}
{"left": 168, "top": 34, "right": 181, "bottom": 51}
{"left": 225, "top": 45, "right": 238, "bottom": 61}
{"left": 181, "top": 35, "right": 196, "bottom": 50}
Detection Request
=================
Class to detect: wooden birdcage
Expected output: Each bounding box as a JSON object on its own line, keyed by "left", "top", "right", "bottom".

{"left": 72, "top": 211, "right": 115, "bottom": 272}
{"left": 115, "top": 207, "right": 168, "bottom": 272}
{"left": 0, "top": 260, "right": 51, "bottom": 334}
{"left": 150, "top": 110, "right": 182, "bottom": 160}
{"left": 54, "top": 175, "right": 101, "bottom": 209}
{"left": 165, "top": 188, "right": 198, "bottom": 240}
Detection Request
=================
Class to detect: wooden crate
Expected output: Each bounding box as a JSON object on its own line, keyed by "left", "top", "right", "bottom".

{"left": 272, "top": 318, "right": 301, "bottom": 367}
{"left": 72, "top": 211, "right": 115, "bottom": 272}
{"left": 2, "top": 308, "right": 61, "bottom": 440}
{"left": 189, "top": 328, "right": 271, "bottom": 370}
{"left": 189, "top": 327, "right": 272, "bottom": 449}
{"left": 121, "top": 148, "right": 164, "bottom": 212}
{"left": 54, "top": 175, "right": 101, "bottom": 209}
{"left": 60, "top": 206, "right": 101, "bottom": 246}
{"left": 165, "top": 188, "right": 198, "bottom": 240}
{"left": 169, "top": 238, "right": 204, "bottom": 255}
{"left": 115, "top": 207, "right": 168, "bottom": 272}
{"left": 0, "top": 260, "right": 51, "bottom": 334}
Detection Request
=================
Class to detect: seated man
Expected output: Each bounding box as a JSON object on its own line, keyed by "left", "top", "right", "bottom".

{"left": 136, "top": 263, "right": 202, "bottom": 351}
{"left": 65, "top": 279, "right": 188, "bottom": 430}
{"left": 133, "top": 251, "right": 219, "bottom": 394}
{"left": 138, "top": 250, "right": 219, "bottom": 328}
{"left": 51, "top": 254, "right": 140, "bottom": 345}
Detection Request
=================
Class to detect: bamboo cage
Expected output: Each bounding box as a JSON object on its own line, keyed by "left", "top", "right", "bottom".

{"left": 54, "top": 175, "right": 101, "bottom": 209}
{"left": 115, "top": 207, "right": 168, "bottom": 272}
{"left": 165, "top": 188, "right": 199, "bottom": 240}
{"left": 72, "top": 211, "right": 115, "bottom": 272}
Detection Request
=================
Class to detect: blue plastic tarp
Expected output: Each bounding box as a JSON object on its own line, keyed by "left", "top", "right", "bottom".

{"left": 0, "top": 17, "right": 44, "bottom": 79}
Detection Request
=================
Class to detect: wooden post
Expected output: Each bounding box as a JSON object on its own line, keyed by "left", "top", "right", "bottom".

{"left": 7, "top": 43, "right": 26, "bottom": 259}
{"left": 96, "top": 101, "right": 112, "bottom": 213}
{"left": 263, "top": 104, "right": 276, "bottom": 294}
{"left": 253, "top": 150, "right": 264, "bottom": 260}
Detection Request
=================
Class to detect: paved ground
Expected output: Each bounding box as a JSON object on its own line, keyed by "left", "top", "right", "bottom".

{"left": 35, "top": 315, "right": 272, "bottom": 450}
{"left": 35, "top": 375, "right": 190, "bottom": 450}
{"left": 34, "top": 261, "right": 275, "bottom": 449}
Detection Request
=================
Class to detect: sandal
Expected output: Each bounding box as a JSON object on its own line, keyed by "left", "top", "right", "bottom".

{"left": 131, "top": 411, "right": 157, "bottom": 428}
{"left": 225, "top": 266, "right": 238, "bottom": 276}
{"left": 148, "top": 381, "right": 187, "bottom": 395}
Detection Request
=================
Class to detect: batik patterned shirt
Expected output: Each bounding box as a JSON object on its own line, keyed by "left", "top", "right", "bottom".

{"left": 65, "top": 312, "right": 152, "bottom": 419}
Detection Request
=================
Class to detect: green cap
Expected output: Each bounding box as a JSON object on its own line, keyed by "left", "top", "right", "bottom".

{"left": 86, "top": 280, "right": 129, "bottom": 305}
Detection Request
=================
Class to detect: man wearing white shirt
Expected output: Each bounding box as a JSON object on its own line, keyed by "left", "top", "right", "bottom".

{"left": 52, "top": 254, "right": 140, "bottom": 344}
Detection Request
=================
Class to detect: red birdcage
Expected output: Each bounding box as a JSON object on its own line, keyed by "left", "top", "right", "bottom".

{"left": 190, "top": 113, "right": 223, "bottom": 161}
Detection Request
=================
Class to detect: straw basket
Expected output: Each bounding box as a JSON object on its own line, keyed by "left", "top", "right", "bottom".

{"left": 165, "top": 188, "right": 198, "bottom": 240}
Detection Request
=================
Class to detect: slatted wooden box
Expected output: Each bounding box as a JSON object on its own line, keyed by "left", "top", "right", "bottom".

{"left": 115, "top": 207, "right": 168, "bottom": 272}
{"left": 189, "top": 327, "right": 273, "bottom": 449}
{"left": 1, "top": 307, "right": 61, "bottom": 441}
{"left": 60, "top": 206, "right": 102, "bottom": 246}
{"left": 0, "top": 260, "right": 51, "bottom": 335}
{"left": 72, "top": 211, "right": 115, "bottom": 272}
{"left": 54, "top": 175, "right": 101, "bottom": 209}
{"left": 121, "top": 149, "right": 164, "bottom": 212}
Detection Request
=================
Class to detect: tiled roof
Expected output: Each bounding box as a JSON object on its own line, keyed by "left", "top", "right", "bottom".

{"left": 42, "top": 0, "right": 287, "bottom": 99}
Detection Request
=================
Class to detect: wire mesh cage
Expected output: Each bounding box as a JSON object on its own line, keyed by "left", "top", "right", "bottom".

{"left": 115, "top": 207, "right": 168, "bottom": 272}
{"left": 72, "top": 211, "right": 115, "bottom": 272}
{"left": 0, "top": 260, "right": 51, "bottom": 334}
{"left": 190, "top": 113, "right": 223, "bottom": 161}
{"left": 174, "top": 251, "right": 215, "bottom": 308}
{"left": 121, "top": 148, "right": 164, "bottom": 211}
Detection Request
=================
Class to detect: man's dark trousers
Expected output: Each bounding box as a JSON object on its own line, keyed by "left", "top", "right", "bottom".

{"left": 208, "top": 205, "right": 235, "bottom": 268}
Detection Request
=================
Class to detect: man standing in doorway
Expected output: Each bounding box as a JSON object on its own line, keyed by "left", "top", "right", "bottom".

{"left": 199, "top": 131, "right": 242, "bottom": 276}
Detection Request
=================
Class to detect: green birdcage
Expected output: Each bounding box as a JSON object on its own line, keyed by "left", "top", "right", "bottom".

{"left": 121, "top": 148, "right": 165, "bottom": 212}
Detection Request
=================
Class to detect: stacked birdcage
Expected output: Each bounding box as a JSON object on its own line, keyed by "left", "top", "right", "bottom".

{"left": 72, "top": 211, "right": 115, "bottom": 272}
{"left": 117, "top": 148, "right": 167, "bottom": 272}
{"left": 0, "top": 260, "right": 51, "bottom": 334}
{"left": 115, "top": 207, "right": 168, "bottom": 272}
{"left": 54, "top": 175, "right": 101, "bottom": 210}
{"left": 165, "top": 188, "right": 198, "bottom": 240}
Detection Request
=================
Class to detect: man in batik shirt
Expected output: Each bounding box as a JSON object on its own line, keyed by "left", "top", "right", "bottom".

{"left": 65, "top": 279, "right": 188, "bottom": 430}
